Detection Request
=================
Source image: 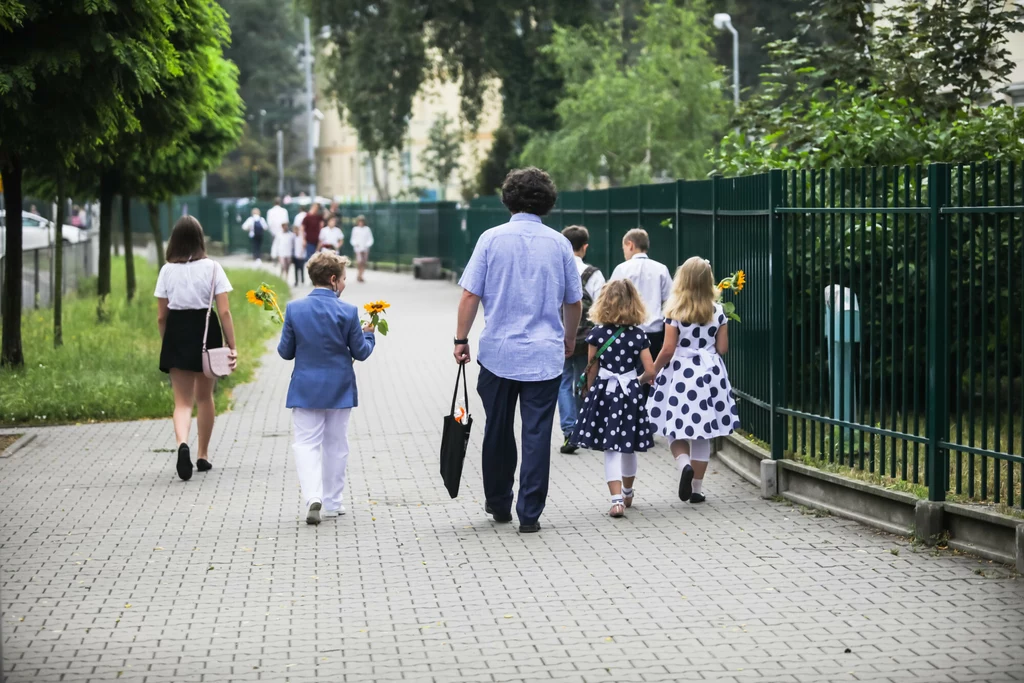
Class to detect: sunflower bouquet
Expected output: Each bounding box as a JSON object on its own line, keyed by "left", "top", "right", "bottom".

{"left": 362, "top": 300, "right": 391, "bottom": 336}
{"left": 245, "top": 283, "right": 285, "bottom": 325}
{"left": 716, "top": 269, "right": 746, "bottom": 323}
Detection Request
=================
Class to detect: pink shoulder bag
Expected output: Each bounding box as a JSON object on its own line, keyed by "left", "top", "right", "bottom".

{"left": 202, "top": 264, "right": 234, "bottom": 379}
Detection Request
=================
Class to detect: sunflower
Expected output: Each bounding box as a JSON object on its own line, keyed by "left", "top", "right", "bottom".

{"left": 246, "top": 290, "right": 260, "bottom": 305}
{"left": 734, "top": 270, "right": 746, "bottom": 291}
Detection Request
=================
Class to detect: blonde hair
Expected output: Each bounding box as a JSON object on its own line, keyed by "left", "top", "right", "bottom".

{"left": 664, "top": 256, "right": 719, "bottom": 325}
{"left": 589, "top": 279, "right": 648, "bottom": 327}
{"left": 307, "top": 250, "right": 350, "bottom": 286}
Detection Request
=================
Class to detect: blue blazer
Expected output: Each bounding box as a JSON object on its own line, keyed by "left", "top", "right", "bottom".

{"left": 277, "top": 288, "right": 375, "bottom": 409}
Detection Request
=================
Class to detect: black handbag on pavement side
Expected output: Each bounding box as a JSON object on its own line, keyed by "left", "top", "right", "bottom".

{"left": 439, "top": 364, "right": 473, "bottom": 499}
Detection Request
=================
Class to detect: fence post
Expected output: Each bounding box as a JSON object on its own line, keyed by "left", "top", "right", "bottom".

{"left": 34, "top": 249, "right": 40, "bottom": 310}
{"left": 768, "top": 169, "right": 786, "bottom": 460}
{"left": 605, "top": 192, "right": 612, "bottom": 276}
{"left": 926, "top": 163, "right": 951, "bottom": 502}
{"left": 674, "top": 179, "right": 682, "bottom": 271}
{"left": 711, "top": 175, "right": 719, "bottom": 266}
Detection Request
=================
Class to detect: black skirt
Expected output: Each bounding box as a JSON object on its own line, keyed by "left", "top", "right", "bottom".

{"left": 160, "top": 308, "right": 223, "bottom": 374}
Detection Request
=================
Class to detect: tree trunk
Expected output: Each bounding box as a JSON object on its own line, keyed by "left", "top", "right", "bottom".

{"left": 370, "top": 154, "right": 391, "bottom": 201}
{"left": 97, "top": 170, "right": 115, "bottom": 321}
{"left": 0, "top": 152, "right": 25, "bottom": 367}
{"left": 54, "top": 172, "right": 66, "bottom": 348}
{"left": 149, "top": 202, "right": 164, "bottom": 267}
{"left": 122, "top": 192, "right": 136, "bottom": 302}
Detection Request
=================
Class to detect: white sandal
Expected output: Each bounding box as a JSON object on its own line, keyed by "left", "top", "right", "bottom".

{"left": 609, "top": 502, "right": 625, "bottom": 518}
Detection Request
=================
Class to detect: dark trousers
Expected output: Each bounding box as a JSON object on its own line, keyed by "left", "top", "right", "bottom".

{"left": 477, "top": 364, "right": 560, "bottom": 525}
{"left": 638, "top": 330, "right": 665, "bottom": 401}
{"left": 292, "top": 257, "right": 306, "bottom": 285}
{"left": 250, "top": 233, "right": 263, "bottom": 260}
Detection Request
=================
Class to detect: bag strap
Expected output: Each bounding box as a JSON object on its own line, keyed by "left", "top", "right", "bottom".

{"left": 202, "top": 262, "right": 217, "bottom": 353}
{"left": 450, "top": 363, "right": 470, "bottom": 416}
{"left": 582, "top": 326, "right": 625, "bottom": 376}
{"left": 580, "top": 265, "right": 598, "bottom": 290}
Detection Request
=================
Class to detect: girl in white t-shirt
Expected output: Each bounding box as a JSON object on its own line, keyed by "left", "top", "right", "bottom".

{"left": 318, "top": 215, "right": 344, "bottom": 252}
{"left": 154, "top": 216, "right": 238, "bottom": 481}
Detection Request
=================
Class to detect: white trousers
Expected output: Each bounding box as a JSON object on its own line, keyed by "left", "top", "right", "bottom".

{"left": 292, "top": 408, "right": 351, "bottom": 509}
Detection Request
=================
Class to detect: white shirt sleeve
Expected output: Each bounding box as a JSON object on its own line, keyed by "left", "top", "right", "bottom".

{"left": 154, "top": 265, "right": 168, "bottom": 298}
{"left": 213, "top": 262, "right": 233, "bottom": 295}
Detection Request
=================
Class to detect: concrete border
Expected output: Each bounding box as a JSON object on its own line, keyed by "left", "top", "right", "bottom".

{"left": 717, "top": 434, "right": 1024, "bottom": 570}
{"left": 0, "top": 432, "right": 36, "bottom": 459}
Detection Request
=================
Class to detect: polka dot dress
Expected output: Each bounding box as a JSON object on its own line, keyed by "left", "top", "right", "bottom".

{"left": 647, "top": 304, "right": 739, "bottom": 441}
{"left": 571, "top": 325, "right": 654, "bottom": 453}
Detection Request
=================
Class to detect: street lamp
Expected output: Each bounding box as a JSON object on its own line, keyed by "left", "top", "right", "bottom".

{"left": 713, "top": 13, "right": 739, "bottom": 108}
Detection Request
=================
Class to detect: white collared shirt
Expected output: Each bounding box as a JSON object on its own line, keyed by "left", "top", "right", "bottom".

{"left": 574, "top": 255, "right": 605, "bottom": 301}
{"left": 609, "top": 253, "right": 672, "bottom": 333}
{"left": 319, "top": 226, "right": 344, "bottom": 249}
{"left": 266, "top": 205, "right": 290, "bottom": 235}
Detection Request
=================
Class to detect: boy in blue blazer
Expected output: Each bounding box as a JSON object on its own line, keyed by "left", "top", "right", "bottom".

{"left": 278, "top": 251, "right": 376, "bottom": 524}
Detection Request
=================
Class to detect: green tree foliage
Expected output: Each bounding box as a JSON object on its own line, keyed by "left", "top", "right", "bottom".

{"left": 207, "top": 0, "right": 301, "bottom": 196}
{"left": 419, "top": 114, "right": 463, "bottom": 200}
{"left": 0, "top": 0, "right": 179, "bottom": 366}
{"left": 522, "top": 0, "right": 727, "bottom": 188}
{"left": 305, "top": 0, "right": 593, "bottom": 197}
{"left": 711, "top": 0, "right": 1024, "bottom": 174}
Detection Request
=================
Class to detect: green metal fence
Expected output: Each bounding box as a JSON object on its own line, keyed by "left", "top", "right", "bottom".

{"left": 143, "top": 164, "right": 1021, "bottom": 510}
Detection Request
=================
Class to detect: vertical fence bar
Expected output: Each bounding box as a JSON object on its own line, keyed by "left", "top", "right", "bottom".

{"left": 769, "top": 169, "right": 786, "bottom": 460}
{"left": 956, "top": 164, "right": 965, "bottom": 496}
{"left": 995, "top": 162, "right": 1003, "bottom": 503}
{"left": 33, "top": 249, "right": 40, "bottom": 309}
{"left": 927, "top": 163, "right": 950, "bottom": 502}
{"left": 981, "top": 162, "right": 989, "bottom": 499}
{"left": 711, "top": 176, "right": 718, "bottom": 268}
{"left": 969, "top": 163, "right": 977, "bottom": 498}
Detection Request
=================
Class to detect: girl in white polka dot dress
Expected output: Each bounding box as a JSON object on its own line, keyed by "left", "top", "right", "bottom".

{"left": 640, "top": 257, "right": 738, "bottom": 504}
{"left": 572, "top": 279, "right": 655, "bottom": 518}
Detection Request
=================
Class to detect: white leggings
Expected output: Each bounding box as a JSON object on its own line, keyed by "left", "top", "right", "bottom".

{"left": 604, "top": 451, "right": 638, "bottom": 482}
{"left": 687, "top": 438, "right": 712, "bottom": 462}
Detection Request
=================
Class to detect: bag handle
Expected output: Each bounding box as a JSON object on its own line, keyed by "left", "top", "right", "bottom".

{"left": 450, "top": 363, "right": 470, "bottom": 417}
{"left": 202, "top": 262, "right": 217, "bottom": 353}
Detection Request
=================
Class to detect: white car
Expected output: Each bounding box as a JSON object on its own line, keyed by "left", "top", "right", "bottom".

{"left": 0, "top": 210, "right": 87, "bottom": 255}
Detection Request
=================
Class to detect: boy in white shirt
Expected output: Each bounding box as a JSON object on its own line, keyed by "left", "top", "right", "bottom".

{"left": 609, "top": 228, "right": 672, "bottom": 399}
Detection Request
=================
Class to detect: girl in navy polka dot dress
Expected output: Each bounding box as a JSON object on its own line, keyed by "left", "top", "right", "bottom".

{"left": 640, "top": 257, "right": 738, "bottom": 504}
{"left": 571, "top": 279, "right": 655, "bottom": 518}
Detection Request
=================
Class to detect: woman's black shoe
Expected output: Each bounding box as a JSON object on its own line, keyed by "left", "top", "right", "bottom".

{"left": 177, "top": 444, "right": 193, "bottom": 481}
{"left": 196, "top": 459, "right": 212, "bottom": 472}
{"left": 678, "top": 464, "right": 694, "bottom": 501}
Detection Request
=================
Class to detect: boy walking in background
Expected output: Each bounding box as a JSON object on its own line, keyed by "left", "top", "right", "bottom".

{"left": 609, "top": 228, "right": 672, "bottom": 398}
{"left": 558, "top": 225, "right": 605, "bottom": 454}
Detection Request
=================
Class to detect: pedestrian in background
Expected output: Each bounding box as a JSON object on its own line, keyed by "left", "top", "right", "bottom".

{"left": 319, "top": 215, "right": 344, "bottom": 252}
{"left": 291, "top": 225, "right": 307, "bottom": 286}
{"left": 557, "top": 225, "right": 605, "bottom": 454}
{"left": 155, "top": 217, "right": 238, "bottom": 481}
{"left": 609, "top": 228, "right": 672, "bottom": 399}
{"left": 301, "top": 202, "right": 323, "bottom": 260}
{"left": 242, "top": 207, "right": 267, "bottom": 262}
{"left": 267, "top": 197, "right": 291, "bottom": 279}
{"left": 350, "top": 215, "right": 374, "bottom": 283}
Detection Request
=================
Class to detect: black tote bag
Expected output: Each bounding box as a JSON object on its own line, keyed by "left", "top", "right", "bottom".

{"left": 439, "top": 364, "right": 473, "bottom": 499}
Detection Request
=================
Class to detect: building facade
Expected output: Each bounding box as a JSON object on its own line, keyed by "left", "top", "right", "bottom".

{"left": 316, "top": 75, "right": 501, "bottom": 203}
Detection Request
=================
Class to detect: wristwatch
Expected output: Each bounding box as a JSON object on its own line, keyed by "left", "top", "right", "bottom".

{"left": 454, "top": 337, "right": 469, "bottom": 345}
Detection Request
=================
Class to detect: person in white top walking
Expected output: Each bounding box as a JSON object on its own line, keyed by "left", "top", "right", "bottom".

{"left": 557, "top": 225, "right": 606, "bottom": 453}
{"left": 318, "top": 215, "right": 344, "bottom": 252}
{"left": 267, "top": 198, "right": 291, "bottom": 279}
{"left": 609, "top": 228, "right": 672, "bottom": 399}
{"left": 155, "top": 216, "right": 238, "bottom": 481}
{"left": 241, "top": 207, "right": 268, "bottom": 262}
{"left": 350, "top": 214, "right": 375, "bottom": 282}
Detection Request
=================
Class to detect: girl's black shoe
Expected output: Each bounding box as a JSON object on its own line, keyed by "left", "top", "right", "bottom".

{"left": 177, "top": 444, "right": 193, "bottom": 481}
{"left": 196, "top": 459, "right": 212, "bottom": 472}
{"left": 678, "top": 464, "right": 694, "bottom": 501}
{"left": 689, "top": 493, "right": 706, "bottom": 504}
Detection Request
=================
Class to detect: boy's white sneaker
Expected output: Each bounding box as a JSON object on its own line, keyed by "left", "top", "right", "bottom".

{"left": 323, "top": 506, "right": 346, "bottom": 518}
{"left": 306, "top": 499, "right": 322, "bottom": 525}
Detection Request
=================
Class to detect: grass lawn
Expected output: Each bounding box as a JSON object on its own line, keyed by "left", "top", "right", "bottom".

{"left": 0, "top": 257, "right": 288, "bottom": 426}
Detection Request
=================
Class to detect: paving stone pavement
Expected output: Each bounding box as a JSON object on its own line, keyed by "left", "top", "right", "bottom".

{"left": 3, "top": 262, "right": 1024, "bottom": 683}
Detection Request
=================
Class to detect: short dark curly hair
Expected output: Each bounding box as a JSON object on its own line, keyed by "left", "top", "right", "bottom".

{"left": 501, "top": 167, "right": 558, "bottom": 216}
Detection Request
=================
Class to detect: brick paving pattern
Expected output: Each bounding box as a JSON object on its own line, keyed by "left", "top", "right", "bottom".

{"left": 2, "top": 263, "right": 1024, "bottom": 682}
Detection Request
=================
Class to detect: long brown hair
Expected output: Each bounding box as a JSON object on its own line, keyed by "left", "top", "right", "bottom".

{"left": 663, "top": 256, "right": 719, "bottom": 325}
{"left": 165, "top": 216, "right": 207, "bottom": 263}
